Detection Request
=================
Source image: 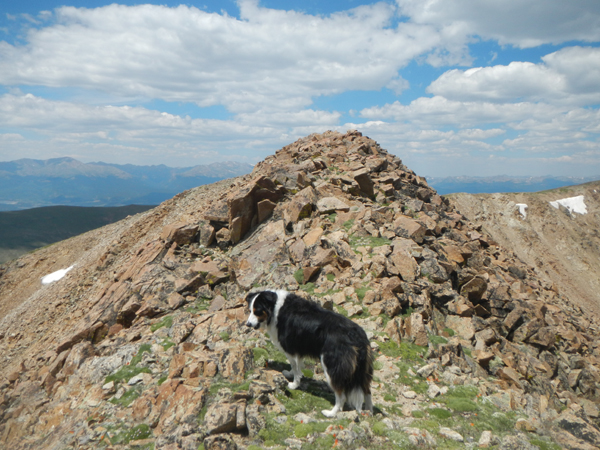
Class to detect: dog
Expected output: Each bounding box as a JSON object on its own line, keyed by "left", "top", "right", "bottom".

{"left": 245, "top": 289, "right": 373, "bottom": 417}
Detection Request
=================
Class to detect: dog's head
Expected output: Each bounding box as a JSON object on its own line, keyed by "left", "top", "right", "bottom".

{"left": 245, "top": 290, "right": 277, "bottom": 330}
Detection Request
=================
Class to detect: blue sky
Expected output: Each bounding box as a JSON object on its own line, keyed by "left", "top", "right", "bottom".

{"left": 1, "top": 1, "right": 599, "bottom": 177}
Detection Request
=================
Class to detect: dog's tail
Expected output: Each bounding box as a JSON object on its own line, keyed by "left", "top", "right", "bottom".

{"left": 349, "top": 343, "right": 374, "bottom": 411}
{"left": 323, "top": 343, "right": 374, "bottom": 411}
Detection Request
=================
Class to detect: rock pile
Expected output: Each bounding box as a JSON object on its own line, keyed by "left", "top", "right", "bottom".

{"left": 1, "top": 130, "right": 600, "bottom": 449}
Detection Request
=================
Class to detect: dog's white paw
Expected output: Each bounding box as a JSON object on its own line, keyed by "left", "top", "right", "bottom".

{"left": 321, "top": 409, "right": 336, "bottom": 418}
{"left": 282, "top": 370, "right": 293, "bottom": 379}
{"left": 288, "top": 381, "right": 300, "bottom": 390}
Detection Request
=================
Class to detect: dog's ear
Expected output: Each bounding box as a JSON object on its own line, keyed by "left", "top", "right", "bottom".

{"left": 245, "top": 292, "right": 257, "bottom": 305}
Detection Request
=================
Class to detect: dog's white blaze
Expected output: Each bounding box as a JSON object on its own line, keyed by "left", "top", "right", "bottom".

{"left": 264, "top": 290, "right": 287, "bottom": 351}
{"left": 246, "top": 293, "right": 260, "bottom": 328}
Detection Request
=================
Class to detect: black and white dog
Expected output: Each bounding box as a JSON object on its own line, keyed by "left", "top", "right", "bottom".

{"left": 245, "top": 289, "right": 373, "bottom": 417}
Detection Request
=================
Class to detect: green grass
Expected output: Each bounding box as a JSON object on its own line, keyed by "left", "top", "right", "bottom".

{"left": 376, "top": 340, "right": 427, "bottom": 361}
{"left": 129, "top": 344, "right": 151, "bottom": 366}
{"left": 150, "top": 315, "right": 173, "bottom": 332}
{"left": 104, "top": 343, "right": 152, "bottom": 385}
{"left": 160, "top": 337, "right": 175, "bottom": 351}
{"left": 104, "top": 362, "right": 151, "bottom": 385}
{"left": 349, "top": 234, "right": 391, "bottom": 252}
{"left": 529, "top": 438, "right": 563, "bottom": 450}
{"left": 395, "top": 360, "right": 429, "bottom": 394}
{"left": 108, "top": 423, "right": 151, "bottom": 445}
{"left": 372, "top": 421, "right": 388, "bottom": 436}
{"left": 355, "top": 285, "right": 371, "bottom": 301}
{"left": 109, "top": 386, "right": 143, "bottom": 407}
{"left": 208, "top": 376, "right": 252, "bottom": 395}
{"left": 301, "top": 369, "right": 314, "bottom": 378}
{"left": 342, "top": 219, "right": 355, "bottom": 231}
{"left": 294, "top": 421, "right": 328, "bottom": 438}
{"left": 429, "top": 334, "right": 448, "bottom": 347}
{"left": 184, "top": 297, "right": 211, "bottom": 314}
{"left": 258, "top": 414, "right": 295, "bottom": 447}
{"left": 429, "top": 407, "right": 452, "bottom": 419}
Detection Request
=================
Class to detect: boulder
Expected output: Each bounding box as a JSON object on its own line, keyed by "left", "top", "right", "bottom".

{"left": 352, "top": 168, "right": 375, "bottom": 198}
{"left": 160, "top": 222, "right": 199, "bottom": 245}
{"left": 460, "top": 276, "right": 488, "bottom": 302}
{"left": 316, "top": 197, "right": 350, "bottom": 214}
{"left": 284, "top": 186, "right": 317, "bottom": 224}
{"left": 388, "top": 246, "right": 419, "bottom": 282}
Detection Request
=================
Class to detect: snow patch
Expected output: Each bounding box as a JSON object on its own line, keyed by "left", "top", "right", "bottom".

{"left": 516, "top": 203, "right": 528, "bottom": 219}
{"left": 41, "top": 265, "right": 75, "bottom": 285}
{"left": 549, "top": 195, "right": 587, "bottom": 215}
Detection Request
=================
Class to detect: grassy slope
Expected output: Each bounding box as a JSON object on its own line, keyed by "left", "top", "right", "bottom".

{"left": 0, "top": 204, "right": 155, "bottom": 264}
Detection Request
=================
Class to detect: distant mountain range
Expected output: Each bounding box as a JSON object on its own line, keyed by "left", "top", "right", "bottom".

{"left": 1, "top": 157, "right": 598, "bottom": 210}
{"left": 426, "top": 175, "right": 600, "bottom": 195}
{"left": 0, "top": 157, "right": 254, "bottom": 210}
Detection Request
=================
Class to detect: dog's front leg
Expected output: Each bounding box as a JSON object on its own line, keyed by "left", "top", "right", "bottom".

{"left": 284, "top": 354, "right": 303, "bottom": 390}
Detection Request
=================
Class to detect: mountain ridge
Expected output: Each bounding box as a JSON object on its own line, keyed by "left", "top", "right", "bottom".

{"left": 0, "top": 158, "right": 254, "bottom": 210}
{"left": 427, "top": 175, "right": 600, "bottom": 195}
{"left": 1, "top": 131, "right": 599, "bottom": 450}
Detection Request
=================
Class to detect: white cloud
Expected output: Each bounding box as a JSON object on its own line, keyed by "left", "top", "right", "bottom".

{"left": 396, "top": 0, "right": 600, "bottom": 48}
{"left": 0, "top": 2, "right": 441, "bottom": 113}
{"left": 361, "top": 96, "right": 566, "bottom": 126}
{"left": 0, "top": 93, "right": 299, "bottom": 165}
{"left": 427, "top": 47, "right": 600, "bottom": 106}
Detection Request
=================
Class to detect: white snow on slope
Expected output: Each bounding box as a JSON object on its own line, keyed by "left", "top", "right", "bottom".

{"left": 549, "top": 195, "right": 587, "bottom": 215}
{"left": 516, "top": 203, "right": 528, "bottom": 219}
{"left": 41, "top": 265, "right": 74, "bottom": 285}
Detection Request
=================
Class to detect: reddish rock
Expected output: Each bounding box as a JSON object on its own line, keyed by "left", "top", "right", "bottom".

{"left": 393, "top": 215, "right": 426, "bottom": 243}
{"left": 160, "top": 222, "right": 199, "bottom": 245}
{"left": 257, "top": 199, "right": 276, "bottom": 223}
{"left": 460, "top": 276, "right": 488, "bottom": 302}
{"left": 352, "top": 168, "right": 375, "bottom": 198}
{"left": 284, "top": 186, "right": 317, "bottom": 224}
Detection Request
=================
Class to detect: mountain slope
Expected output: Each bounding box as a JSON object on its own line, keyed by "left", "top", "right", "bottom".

{"left": 448, "top": 181, "right": 600, "bottom": 318}
{"left": 1, "top": 131, "right": 599, "bottom": 450}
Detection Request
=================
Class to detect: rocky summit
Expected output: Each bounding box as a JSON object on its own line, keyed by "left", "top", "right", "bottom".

{"left": 1, "top": 130, "right": 600, "bottom": 450}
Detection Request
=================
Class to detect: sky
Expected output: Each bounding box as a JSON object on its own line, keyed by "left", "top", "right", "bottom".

{"left": 1, "top": 0, "right": 599, "bottom": 178}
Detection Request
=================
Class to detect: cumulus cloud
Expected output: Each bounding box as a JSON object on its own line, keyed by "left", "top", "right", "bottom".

{"left": 360, "top": 96, "right": 566, "bottom": 126}
{"left": 0, "top": 93, "right": 299, "bottom": 165}
{"left": 396, "top": 0, "right": 600, "bottom": 48}
{"left": 0, "top": 2, "right": 439, "bottom": 113}
{"left": 427, "top": 47, "right": 600, "bottom": 106}
{"left": 0, "top": 1, "right": 599, "bottom": 178}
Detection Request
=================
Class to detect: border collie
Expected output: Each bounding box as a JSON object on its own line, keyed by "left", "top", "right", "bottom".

{"left": 245, "top": 289, "right": 373, "bottom": 417}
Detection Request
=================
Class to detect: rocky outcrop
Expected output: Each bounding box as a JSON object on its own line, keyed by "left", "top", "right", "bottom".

{"left": 1, "top": 130, "right": 599, "bottom": 449}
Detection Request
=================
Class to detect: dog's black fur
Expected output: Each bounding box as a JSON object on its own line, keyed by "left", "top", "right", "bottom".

{"left": 245, "top": 289, "right": 373, "bottom": 417}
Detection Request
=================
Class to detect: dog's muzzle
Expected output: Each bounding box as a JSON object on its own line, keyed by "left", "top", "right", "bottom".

{"left": 245, "top": 321, "right": 260, "bottom": 329}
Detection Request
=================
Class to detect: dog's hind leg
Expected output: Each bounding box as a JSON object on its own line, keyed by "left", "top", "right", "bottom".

{"left": 365, "top": 393, "right": 373, "bottom": 413}
{"left": 322, "top": 390, "right": 345, "bottom": 418}
{"left": 284, "top": 354, "right": 304, "bottom": 390}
